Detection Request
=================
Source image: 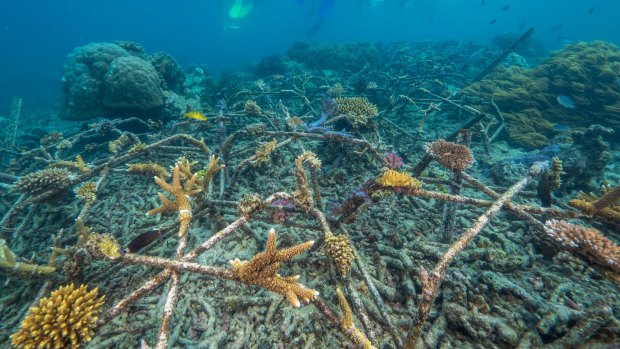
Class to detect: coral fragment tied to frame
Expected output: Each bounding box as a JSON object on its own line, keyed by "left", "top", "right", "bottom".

{"left": 229, "top": 228, "right": 319, "bottom": 308}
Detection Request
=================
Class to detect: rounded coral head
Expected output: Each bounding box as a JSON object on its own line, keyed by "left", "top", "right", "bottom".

{"left": 424, "top": 139, "right": 474, "bottom": 171}
{"left": 11, "top": 284, "right": 105, "bottom": 349}
{"left": 382, "top": 152, "right": 404, "bottom": 170}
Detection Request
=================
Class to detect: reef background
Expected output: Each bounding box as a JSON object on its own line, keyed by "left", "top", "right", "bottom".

{"left": 2, "top": 2, "right": 620, "bottom": 349}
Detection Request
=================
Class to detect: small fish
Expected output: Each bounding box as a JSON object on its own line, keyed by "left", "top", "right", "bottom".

{"left": 489, "top": 19, "right": 497, "bottom": 24}
{"left": 552, "top": 124, "right": 571, "bottom": 132}
{"left": 184, "top": 110, "right": 208, "bottom": 121}
{"left": 122, "top": 229, "right": 163, "bottom": 254}
{"left": 588, "top": 6, "right": 595, "bottom": 15}
{"left": 557, "top": 95, "right": 577, "bottom": 109}
{"left": 502, "top": 4, "right": 510, "bottom": 11}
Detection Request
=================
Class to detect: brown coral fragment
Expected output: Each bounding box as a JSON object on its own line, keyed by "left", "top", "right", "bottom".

{"left": 569, "top": 185, "right": 620, "bottom": 223}
{"left": 13, "top": 168, "right": 73, "bottom": 196}
{"left": 336, "top": 288, "right": 377, "bottom": 349}
{"left": 244, "top": 100, "right": 263, "bottom": 116}
{"left": 230, "top": 228, "right": 318, "bottom": 308}
{"left": 127, "top": 162, "right": 171, "bottom": 178}
{"left": 544, "top": 220, "right": 620, "bottom": 273}
{"left": 147, "top": 162, "right": 199, "bottom": 237}
{"left": 74, "top": 181, "right": 98, "bottom": 203}
{"left": 50, "top": 155, "right": 90, "bottom": 173}
{"left": 11, "top": 284, "right": 105, "bottom": 349}
{"left": 251, "top": 138, "right": 277, "bottom": 166}
{"left": 324, "top": 234, "right": 355, "bottom": 276}
{"left": 424, "top": 139, "right": 474, "bottom": 171}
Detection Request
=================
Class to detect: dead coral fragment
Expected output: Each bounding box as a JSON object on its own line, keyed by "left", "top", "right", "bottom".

{"left": 11, "top": 284, "right": 105, "bottom": 349}
{"left": 230, "top": 228, "right": 318, "bottom": 308}
{"left": 251, "top": 138, "right": 277, "bottom": 166}
{"left": 324, "top": 234, "right": 355, "bottom": 276}
{"left": 13, "top": 168, "right": 73, "bottom": 196}
{"left": 544, "top": 220, "right": 620, "bottom": 273}
{"left": 74, "top": 181, "right": 97, "bottom": 203}
{"left": 127, "top": 162, "right": 171, "bottom": 178}
{"left": 376, "top": 170, "right": 422, "bottom": 190}
{"left": 336, "top": 288, "right": 377, "bottom": 349}
{"left": 424, "top": 139, "right": 474, "bottom": 171}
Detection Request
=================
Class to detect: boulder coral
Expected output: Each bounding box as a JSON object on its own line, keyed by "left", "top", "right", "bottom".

{"left": 102, "top": 56, "right": 163, "bottom": 111}
{"left": 465, "top": 41, "right": 620, "bottom": 149}
{"left": 60, "top": 42, "right": 182, "bottom": 121}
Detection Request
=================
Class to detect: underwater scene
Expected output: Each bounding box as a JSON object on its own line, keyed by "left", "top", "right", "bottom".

{"left": 2, "top": 0, "right": 620, "bottom": 348}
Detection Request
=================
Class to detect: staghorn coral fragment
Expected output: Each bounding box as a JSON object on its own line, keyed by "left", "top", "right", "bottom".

{"left": 375, "top": 169, "right": 422, "bottom": 190}
{"left": 336, "top": 288, "right": 378, "bottom": 349}
{"left": 0, "top": 239, "right": 56, "bottom": 277}
{"left": 11, "top": 284, "right": 105, "bottom": 349}
{"left": 147, "top": 162, "right": 200, "bottom": 237}
{"left": 251, "top": 138, "right": 277, "bottom": 166}
{"left": 569, "top": 185, "right": 620, "bottom": 223}
{"left": 74, "top": 181, "right": 97, "bottom": 203}
{"left": 127, "top": 162, "right": 171, "bottom": 178}
{"left": 230, "top": 228, "right": 318, "bottom": 308}
{"left": 424, "top": 139, "right": 474, "bottom": 171}
{"left": 195, "top": 154, "right": 224, "bottom": 190}
{"left": 49, "top": 155, "right": 90, "bottom": 173}
{"left": 544, "top": 220, "right": 620, "bottom": 273}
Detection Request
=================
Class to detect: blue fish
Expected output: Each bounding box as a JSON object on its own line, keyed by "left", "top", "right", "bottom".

{"left": 557, "top": 95, "right": 577, "bottom": 109}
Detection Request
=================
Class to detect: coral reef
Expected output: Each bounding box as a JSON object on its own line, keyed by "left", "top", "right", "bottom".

{"left": 334, "top": 96, "right": 378, "bottom": 129}
{"left": 11, "top": 284, "right": 105, "bottom": 349}
{"left": 103, "top": 56, "right": 163, "bottom": 111}
{"left": 466, "top": 41, "right": 620, "bottom": 148}
{"left": 424, "top": 139, "right": 474, "bottom": 171}
{"left": 12, "top": 168, "right": 73, "bottom": 196}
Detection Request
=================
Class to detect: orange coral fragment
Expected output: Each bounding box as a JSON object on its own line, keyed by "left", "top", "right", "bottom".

{"left": 230, "top": 228, "right": 318, "bottom": 308}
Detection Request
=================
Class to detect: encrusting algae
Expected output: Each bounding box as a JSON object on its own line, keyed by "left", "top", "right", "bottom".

{"left": 11, "top": 284, "right": 105, "bottom": 349}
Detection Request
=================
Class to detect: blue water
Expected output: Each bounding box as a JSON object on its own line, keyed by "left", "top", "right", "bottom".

{"left": 1, "top": 0, "right": 619, "bottom": 108}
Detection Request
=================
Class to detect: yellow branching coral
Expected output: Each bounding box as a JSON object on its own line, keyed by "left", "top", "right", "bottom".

{"left": 127, "top": 142, "right": 147, "bottom": 155}
{"left": 195, "top": 155, "right": 225, "bottom": 190}
{"left": 11, "top": 284, "right": 105, "bottom": 349}
{"left": 251, "top": 138, "right": 277, "bottom": 166}
{"left": 244, "top": 100, "right": 263, "bottom": 116}
{"left": 74, "top": 181, "right": 97, "bottom": 204}
{"left": 127, "top": 162, "right": 171, "bottom": 178}
{"left": 376, "top": 170, "right": 422, "bottom": 190}
{"left": 335, "top": 97, "right": 378, "bottom": 128}
{"left": 336, "top": 288, "right": 377, "bottom": 349}
{"left": 50, "top": 155, "right": 90, "bottom": 173}
{"left": 324, "top": 234, "right": 355, "bottom": 276}
{"left": 569, "top": 184, "right": 620, "bottom": 223}
{"left": 86, "top": 233, "right": 121, "bottom": 260}
{"left": 544, "top": 220, "right": 620, "bottom": 273}
{"left": 108, "top": 133, "right": 137, "bottom": 154}
{"left": 147, "top": 162, "right": 200, "bottom": 237}
{"left": 0, "top": 239, "right": 56, "bottom": 277}
{"left": 230, "top": 228, "right": 318, "bottom": 308}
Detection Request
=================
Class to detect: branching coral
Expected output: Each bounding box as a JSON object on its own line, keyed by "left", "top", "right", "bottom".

{"left": 335, "top": 97, "right": 378, "bottom": 128}
{"left": 49, "top": 155, "right": 90, "bottom": 173}
{"left": 251, "top": 138, "right": 277, "bottom": 166}
{"left": 323, "top": 234, "right": 355, "bottom": 276}
{"left": 127, "top": 162, "right": 171, "bottom": 178}
{"left": 544, "top": 220, "right": 620, "bottom": 273}
{"left": 229, "top": 228, "right": 318, "bottom": 308}
{"left": 424, "top": 139, "right": 474, "bottom": 171}
{"left": 195, "top": 154, "right": 224, "bottom": 190}
{"left": 336, "top": 288, "right": 377, "bottom": 349}
{"left": 0, "top": 239, "right": 56, "bottom": 277}
{"left": 13, "top": 168, "right": 73, "bottom": 196}
{"left": 244, "top": 100, "right": 262, "bottom": 116}
{"left": 147, "top": 161, "right": 200, "bottom": 237}
{"left": 11, "top": 284, "right": 105, "bottom": 349}
{"left": 569, "top": 184, "right": 620, "bottom": 223}
{"left": 292, "top": 151, "right": 321, "bottom": 211}
{"left": 74, "top": 181, "right": 98, "bottom": 203}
